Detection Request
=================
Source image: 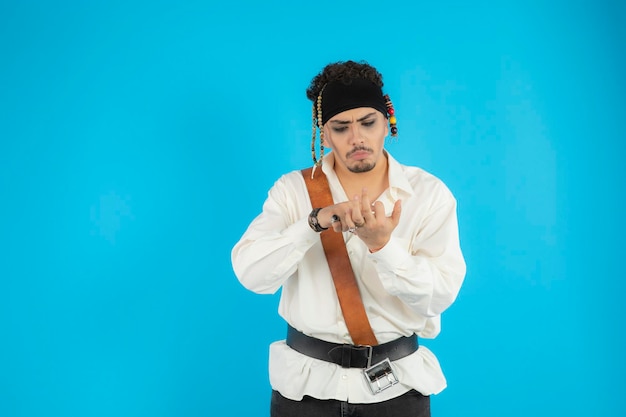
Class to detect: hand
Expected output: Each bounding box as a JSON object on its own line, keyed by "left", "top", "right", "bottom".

{"left": 317, "top": 188, "right": 402, "bottom": 252}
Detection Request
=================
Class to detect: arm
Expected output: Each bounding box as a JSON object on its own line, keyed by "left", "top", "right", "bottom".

{"left": 369, "top": 195, "right": 466, "bottom": 319}
{"left": 312, "top": 184, "right": 464, "bottom": 319}
{"left": 232, "top": 175, "right": 389, "bottom": 294}
{"left": 231, "top": 174, "right": 319, "bottom": 294}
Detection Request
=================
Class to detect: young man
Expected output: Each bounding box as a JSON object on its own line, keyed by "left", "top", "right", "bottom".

{"left": 231, "top": 60, "right": 466, "bottom": 416}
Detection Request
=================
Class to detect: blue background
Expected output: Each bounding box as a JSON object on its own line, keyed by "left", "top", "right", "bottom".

{"left": 1, "top": 1, "right": 624, "bottom": 416}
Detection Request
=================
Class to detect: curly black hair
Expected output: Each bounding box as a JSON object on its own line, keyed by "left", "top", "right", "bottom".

{"left": 305, "top": 60, "right": 384, "bottom": 102}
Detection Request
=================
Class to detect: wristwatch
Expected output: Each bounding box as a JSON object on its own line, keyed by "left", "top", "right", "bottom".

{"left": 308, "top": 207, "right": 328, "bottom": 232}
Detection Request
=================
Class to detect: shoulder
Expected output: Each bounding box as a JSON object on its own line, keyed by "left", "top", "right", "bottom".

{"left": 275, "top": 169, "right": 309, "bottom": 187}
{"left": 266, "top": 169, "right": 309, "bottom": 201}
{"left": 394, "top": 161, "right": 456, "bottom": 206}
{"left": 404, "top": 165, "right": 449, "bottom": 188}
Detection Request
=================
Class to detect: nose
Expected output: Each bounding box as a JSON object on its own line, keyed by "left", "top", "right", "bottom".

{"left": 349, "top": 122, "right": 364, "bottom": 144}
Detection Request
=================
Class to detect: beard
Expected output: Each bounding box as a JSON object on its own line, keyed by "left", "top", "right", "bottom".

{"left": 346, "top": 146, "right": 376, "bottom": 173}
{"left": 348, "top": 160, "right": 376, "bottom": 173}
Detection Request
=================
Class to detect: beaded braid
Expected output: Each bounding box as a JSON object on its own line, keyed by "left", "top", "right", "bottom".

{"left": 384, "top": 94, "right": 398, "bottom": 137}
{"left": 310, "top": 103, "right": 319, "bottom": 167}
{"left": 310, "top": 87, "right": 327, "bottom": 174}
{"left": 316, "top": 92, "right": 325, "bottom": 162}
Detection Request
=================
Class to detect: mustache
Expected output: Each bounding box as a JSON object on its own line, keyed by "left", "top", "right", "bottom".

{"left": 346, "top": 146, "right": 374, "bottom": 158}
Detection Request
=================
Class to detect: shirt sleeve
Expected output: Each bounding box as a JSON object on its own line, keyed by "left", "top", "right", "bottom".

{"left": 231, "top": 173, "right": 319, "bottom": 294}
{"left": 368, "top": 193, "right": 466, "bottom": 320}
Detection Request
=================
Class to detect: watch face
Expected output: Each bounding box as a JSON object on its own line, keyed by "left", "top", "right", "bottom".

{"left": 308, "top": 208, "right": 326, "bottom": 232}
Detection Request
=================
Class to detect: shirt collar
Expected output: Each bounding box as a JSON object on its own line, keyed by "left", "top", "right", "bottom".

{"left": 320, "top": 150, "right": 414, "bottom": 200}
{"left": 385, "top": 151, "right": 414, "bottom": 199}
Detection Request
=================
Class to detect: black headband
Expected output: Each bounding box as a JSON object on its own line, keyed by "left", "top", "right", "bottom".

{"left": 319, "top": 78, "right": 387, "bottom": 125}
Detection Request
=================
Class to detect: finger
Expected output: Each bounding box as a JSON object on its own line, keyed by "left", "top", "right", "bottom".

{"left": 349, "top": 195, "right": 366, "bottom": 227}
{"left": 390, "top": 200, "right": 402, "bottom": 227}
{"left": 330, "top": 214, "right": 343, "bottom": 232}
{"left": 348, "top": 207, "right": 360, "bottom": 230}
{"left": 360, "top": 188, "right": 376, "bottom": 222}
{"left": 372, "top": 201, "right": 386, "bottom": 222}
{"left": 336, "top": 207, "right": 351, "bottom": 232}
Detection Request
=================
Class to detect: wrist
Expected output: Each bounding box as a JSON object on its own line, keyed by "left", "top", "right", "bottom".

{"left": 368, "top": 245, "right": 385, "bottom": 253}
{"left": 368, "top": 240, "right": 389, "bottom": 253}
{"left": 308, "top": 208, "right": 328, "bottom": 232}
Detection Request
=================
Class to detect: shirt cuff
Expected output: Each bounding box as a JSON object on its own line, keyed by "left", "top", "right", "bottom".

{"left": 367, "top": 237, "right": 411, "bottom": 266}
{"left": 282, "top": 217, "right": 321, "bottom": 249}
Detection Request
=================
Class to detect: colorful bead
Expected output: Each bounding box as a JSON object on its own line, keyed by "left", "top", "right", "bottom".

{"left": 384, "top": 94, "right": 398, "bottom": 137}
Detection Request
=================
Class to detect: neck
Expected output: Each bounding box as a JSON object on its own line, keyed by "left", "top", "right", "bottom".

{"left": 333, "top": 152, "right": 389, "bottom": 200}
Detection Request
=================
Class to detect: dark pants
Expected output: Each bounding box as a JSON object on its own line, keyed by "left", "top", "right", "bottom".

{"left": 270, "top": 389, "right": 431, "bottom": 417}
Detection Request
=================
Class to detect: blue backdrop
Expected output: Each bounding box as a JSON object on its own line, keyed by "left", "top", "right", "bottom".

{"left": 1, "top": 1, "right": 624, "bottom": 416}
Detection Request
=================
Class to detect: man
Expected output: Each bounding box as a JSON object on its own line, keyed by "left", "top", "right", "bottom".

{"left": 231, "top": 60, "right": 466, "bottom": 416}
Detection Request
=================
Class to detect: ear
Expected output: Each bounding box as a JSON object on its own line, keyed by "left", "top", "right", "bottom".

{"left": 384, "top": 117, "right": 389, "bottom": 137}
{"left": 322, "top": 125, "right": 332, "bottom": 149}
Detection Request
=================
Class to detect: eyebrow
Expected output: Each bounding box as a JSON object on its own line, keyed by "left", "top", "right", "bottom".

{"left": 329, "top": 112, "right": 377, "bottom": 125}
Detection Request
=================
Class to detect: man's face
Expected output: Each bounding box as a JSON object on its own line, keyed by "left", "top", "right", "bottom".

{"left": 323, "top": 107, "right": 389, "bottom": 173}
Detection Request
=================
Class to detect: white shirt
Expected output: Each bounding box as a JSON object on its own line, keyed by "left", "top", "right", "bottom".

{"left": 231, "top": 151, "right": 466, "bottom": 403}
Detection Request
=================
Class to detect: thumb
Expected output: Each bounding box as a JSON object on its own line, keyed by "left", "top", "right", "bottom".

{"left": 390, "top": 200, "right": 402, "bottom": 226}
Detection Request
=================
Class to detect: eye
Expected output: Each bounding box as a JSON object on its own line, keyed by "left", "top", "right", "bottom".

{"left": 332, "top": 126, "right": 348, "bottom": 133}
{"left": 362, "top": 120, "right": 376, "bottom": 127}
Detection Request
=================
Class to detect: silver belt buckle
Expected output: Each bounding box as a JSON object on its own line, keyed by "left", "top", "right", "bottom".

{"left": 362, "top": 346, "right": 399, "bottom": 395}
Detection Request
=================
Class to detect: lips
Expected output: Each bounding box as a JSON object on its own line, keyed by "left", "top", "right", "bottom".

{"left": 347, "top": 147, "right": 373, "bottom": 160}
{"left": 350, "top": 151, "right": 370, "bottom": 160}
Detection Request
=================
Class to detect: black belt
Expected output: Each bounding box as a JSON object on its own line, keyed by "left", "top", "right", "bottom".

{"left": 286, "top": 325, "right": 418, "bottom": 369}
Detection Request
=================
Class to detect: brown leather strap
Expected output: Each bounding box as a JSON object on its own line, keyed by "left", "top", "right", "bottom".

{"left": 301, "top": 167, "right": 378, "bottom": 346}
